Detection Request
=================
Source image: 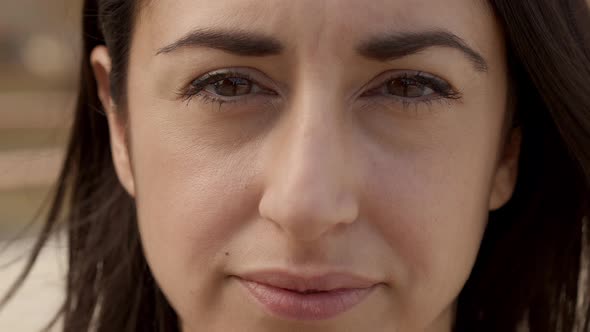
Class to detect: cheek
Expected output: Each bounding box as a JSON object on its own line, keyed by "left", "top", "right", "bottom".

{"left": 362, "top": 120, "right": 498, "bottom": 324}
{"left": 129, "top": 112, "right": 264, "bottom": 316}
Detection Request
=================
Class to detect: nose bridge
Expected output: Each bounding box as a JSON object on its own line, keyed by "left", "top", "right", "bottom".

{"left": 258, "top": 87, "right": 359, "bottom": 242}
{"left": 283, "top": 98, "right": 346, "bottom": 199}
{"left": 284, "top": 65, "right": 349, "bottom": 176}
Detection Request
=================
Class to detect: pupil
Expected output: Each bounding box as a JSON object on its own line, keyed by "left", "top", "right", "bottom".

{"left": 214, "top": 78, "right": 252, "bottom": 96}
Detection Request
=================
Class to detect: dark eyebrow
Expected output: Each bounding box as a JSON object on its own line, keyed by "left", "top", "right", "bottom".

{"left": 357, "top": 30, "right": 488, "bottom": 72}
{"left": 156, "top": 28, "right": 284, "bottom": 56}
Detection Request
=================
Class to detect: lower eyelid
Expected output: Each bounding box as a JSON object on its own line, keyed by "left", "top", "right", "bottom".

{"left": 370, "top": 102, "right": 447, "bottom": 119}
{"left": 365, "top": 93, "right": 439, "bottom": 104}
{"left": 200, "top": 89, "right": 280, "bottom": 103}
{"left": 357, "top": 91, "right": 461, "bottom": 111}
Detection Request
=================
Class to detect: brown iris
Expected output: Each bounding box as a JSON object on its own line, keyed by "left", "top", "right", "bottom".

{"left": 387, "top": 77, "right": 429, "bottom": 98}
{"left": 213, "top": 78, "right": 253, "bottom": 97}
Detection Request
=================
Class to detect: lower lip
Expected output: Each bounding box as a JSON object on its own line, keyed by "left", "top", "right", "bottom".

{"left": 237, "top": 278, "right": 377, "bottom": 321}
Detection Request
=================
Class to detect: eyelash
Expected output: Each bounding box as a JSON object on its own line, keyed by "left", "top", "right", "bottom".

{"left": 177, "top": 70, "right": 271, "bottom": 108}
{"left": 361, "top": 71, "right": 461, "bottom": 102}
{"left": 177, "top": 70, "right": 462, "bottom": 110}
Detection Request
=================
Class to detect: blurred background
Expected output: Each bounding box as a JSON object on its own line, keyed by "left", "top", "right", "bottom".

{"left": 0, "top": 0, "right": 82, "bottom": 330}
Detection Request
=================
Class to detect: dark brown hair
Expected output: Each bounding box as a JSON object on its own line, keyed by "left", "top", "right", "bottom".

{"left": 2, "top": 0, "right": 590, "bottom": 331}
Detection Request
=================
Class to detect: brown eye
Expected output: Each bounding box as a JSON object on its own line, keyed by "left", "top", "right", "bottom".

{"left": 211, "top": 78, "right": 253, "bottom": 97}
{"left": 386, "top": 77, "right": 434, "bottom": 98}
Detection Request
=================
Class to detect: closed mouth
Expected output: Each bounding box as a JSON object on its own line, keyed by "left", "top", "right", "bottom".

{"left": 234, "top": 269, "right": 382, "bottom": 320}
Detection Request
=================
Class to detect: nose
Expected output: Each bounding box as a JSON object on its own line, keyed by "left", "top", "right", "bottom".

{"left": 258, "top": 93, "right": 360, "bottom": 243}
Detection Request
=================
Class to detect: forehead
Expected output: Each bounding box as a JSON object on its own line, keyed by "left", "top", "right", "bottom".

{"left": 136, "top": 0, "right": 499, "bottom": 58}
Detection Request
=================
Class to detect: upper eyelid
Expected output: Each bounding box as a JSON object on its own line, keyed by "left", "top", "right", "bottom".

{"left": 188, "top": 67, "right": 282, "bottom": 93}
{"left": 365, "top": 70, "right": 454, "bottom": 91}
{"left": 192, "top": 71, "right": 255, "bottom": 89}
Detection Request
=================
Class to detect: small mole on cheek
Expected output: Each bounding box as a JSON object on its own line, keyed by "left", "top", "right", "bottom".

{"left": 225, "top": 252, "right": 230, "bottom": 256}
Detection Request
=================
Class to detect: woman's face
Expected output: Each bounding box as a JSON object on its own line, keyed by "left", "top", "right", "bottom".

{"left": 93, "top": 0, "right": 519, "bottom": 331}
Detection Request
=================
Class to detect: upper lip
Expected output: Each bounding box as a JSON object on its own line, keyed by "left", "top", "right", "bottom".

{"left": 235, "top": 269, "right": 380, "bottom": 292}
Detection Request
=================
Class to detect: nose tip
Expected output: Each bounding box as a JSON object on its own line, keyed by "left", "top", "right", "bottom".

{"left": 259, "top": 180, "right": 359, "bottom": 242}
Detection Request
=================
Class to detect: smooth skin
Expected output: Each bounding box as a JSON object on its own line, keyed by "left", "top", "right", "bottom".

{"left": 91, "top": 0, "right": 520, "bottom": 331}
